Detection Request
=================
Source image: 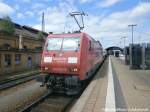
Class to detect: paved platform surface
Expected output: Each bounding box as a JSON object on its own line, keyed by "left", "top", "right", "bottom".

{"left": 70, "top": 58, "right": 108, "bottom": 112}
{"left": 112, "top": 56, "right": 150, "bottom": 112}
{"left": 70, "top": 56, "right": 150, "bottom": 112}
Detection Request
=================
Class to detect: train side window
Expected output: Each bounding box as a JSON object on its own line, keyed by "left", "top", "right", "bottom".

{"left": 89, "top": 41, "right": 92, "bottom": 50}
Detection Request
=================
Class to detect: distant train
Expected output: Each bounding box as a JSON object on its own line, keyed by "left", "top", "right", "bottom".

{"left": 38, "top": 32, "right": 103, "bottom": 95}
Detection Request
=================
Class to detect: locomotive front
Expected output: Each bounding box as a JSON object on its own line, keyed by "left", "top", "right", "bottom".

{"left": 40, "top": 33, "right": 82, "bottom": 95}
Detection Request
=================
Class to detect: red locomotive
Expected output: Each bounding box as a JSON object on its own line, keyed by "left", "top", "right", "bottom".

{"left": 39, "top": 32, "right": 103, "bottom": 95}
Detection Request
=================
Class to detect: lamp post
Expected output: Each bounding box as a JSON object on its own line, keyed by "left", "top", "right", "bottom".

{"left": 128, "top": 24, "right": 137, "bottom": 68}
{"left": 128, "top": 24, "right": 137, "bottom": 46}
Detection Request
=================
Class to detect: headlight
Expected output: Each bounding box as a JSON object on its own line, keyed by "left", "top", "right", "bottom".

{"left": 44, "top": 67, "right": 49, "bottom": 70}
{"left": 68, "top": 57, "right": 78, "bottom": 63}
{"left": 44, "top": 57, "right": 52, "bottom": 63}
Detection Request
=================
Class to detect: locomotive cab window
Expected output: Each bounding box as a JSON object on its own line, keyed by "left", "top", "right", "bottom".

{"left": 62, "top": 37, "right": 80, "bottom": 51}
{"left": 47, "top": 37, "right": 80, "bottom": 51}
{"left": 47, "top": 38, "right": 63, "bottom": 51}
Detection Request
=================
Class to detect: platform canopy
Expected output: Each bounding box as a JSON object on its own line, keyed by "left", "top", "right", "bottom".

{"left": 106, "top": 46, "right": 123, "bottom": 52}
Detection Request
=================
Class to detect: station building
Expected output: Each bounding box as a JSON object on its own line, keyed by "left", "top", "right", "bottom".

{"left": 106, "top": 46, "right": 123, "bottom": 56}
{"left": 0, "top": 23, "right": 48, "bottom": 75}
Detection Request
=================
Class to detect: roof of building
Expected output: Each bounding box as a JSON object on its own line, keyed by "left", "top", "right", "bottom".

{"left": 106, "top": 46, "right": 123, "bottom": 51}
{"left": 0, "top": 18, "right": 48, "bottom": 39}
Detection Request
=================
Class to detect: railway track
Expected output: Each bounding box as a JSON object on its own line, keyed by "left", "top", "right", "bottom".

{"left": 19, "top": 90, "right": 76, "bottom": 112}
{"left": 18, "top": 58, "right": 107, "bottom": 112}
{"left": 0, "top": 71, "right": 40, "bottom": 90}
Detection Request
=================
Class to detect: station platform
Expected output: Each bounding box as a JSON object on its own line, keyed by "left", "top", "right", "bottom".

{"left": 70, "top": 56, "right": 150, "bottom": 112}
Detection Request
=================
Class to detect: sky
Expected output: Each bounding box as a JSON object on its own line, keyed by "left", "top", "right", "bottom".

{"left": 0, "top": 0, "right": 150, "bottom": 48}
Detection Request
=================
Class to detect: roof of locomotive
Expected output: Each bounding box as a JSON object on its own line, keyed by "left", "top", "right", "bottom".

{"left": 47, "top": 32, "right": 95, "bottom": 41}
{"left": 48, "top": 32, "right": 84, "bottom": 37}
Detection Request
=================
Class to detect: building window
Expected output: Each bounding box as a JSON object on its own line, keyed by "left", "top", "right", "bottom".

{"left": 24, "top": 45, "right": 27, "bottom": 49}
{"left": 3, "top": 43, "right": 11, "bottom": 49}
{"left": 15, "top": 54, "right": 21, "bottom": 65}
{"left": 0, "top": 54, "right": 1, "bottom": 68}
{"left": 35, "top": 46, "right": 42, "bottom": 51}
{"left": 4, "top": 54, "right": 11, "bottom": 67}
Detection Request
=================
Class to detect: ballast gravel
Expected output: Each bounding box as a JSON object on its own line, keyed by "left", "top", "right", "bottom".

{"left": 0, "top": 82, "right": 47, "bottom": 112}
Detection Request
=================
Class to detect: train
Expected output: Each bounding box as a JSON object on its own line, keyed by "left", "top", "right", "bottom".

{"left": 38, "top": 32, "right": 103, "bottom": 95}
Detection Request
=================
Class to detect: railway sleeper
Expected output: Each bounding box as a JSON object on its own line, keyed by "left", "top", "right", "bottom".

{"left": 45, "top": 98, "right": 70, "bottom": 104}
{"left": 31, "top": 103, "right": 65, "bottom": 112}
{"left": 31, "top": 97, "right": 71, "bottom": 112}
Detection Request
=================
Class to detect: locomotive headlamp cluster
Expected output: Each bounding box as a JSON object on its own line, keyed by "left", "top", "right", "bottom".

{"left": 44, "top": 67, "right": 49, "bottom": 70}
{"left": 73, "top": 68, "right": 78, "bottom": 72}
{"left": 68, "top": 57, "right": 78, "bottom": 63}
{"left": 44, "top": 57, "right": 52, "bottom": 63}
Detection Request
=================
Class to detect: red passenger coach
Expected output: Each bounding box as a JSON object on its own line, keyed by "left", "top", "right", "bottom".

{"left": 39, "top": 32, "right": 103, "bottom": 95}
